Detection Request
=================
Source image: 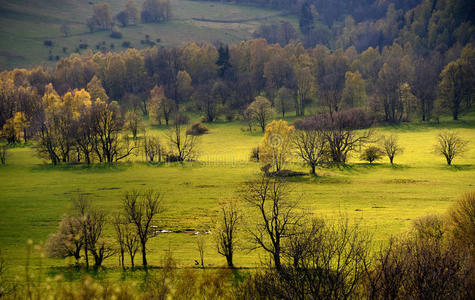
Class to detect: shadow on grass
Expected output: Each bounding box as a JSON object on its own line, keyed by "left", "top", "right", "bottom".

{"left": 441, "top": 164, "right": 474, "bottom": 171}
{"left": 31, "top": 162, "right": 132, "bottom": 173}
{"left": 376, "top": 114, "right": 475, "bottom": 132}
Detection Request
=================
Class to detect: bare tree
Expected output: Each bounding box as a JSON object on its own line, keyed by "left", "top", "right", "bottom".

{"left": 113, "top": 214, "right": 126, "bottom": 269}
{"left": 72, "top": 195, "right": 91, "bottom": 268}
{"left": 435, "top": 131, "right": 469, "bottom": 165}
{"left": 143, "top": 135, "right": 164, "bottom": 163}
{"left": 165, "top": 122, "right": 199, "bottom": 162}
{"left": 124, "top": 223, "right": 140, "bottom": 269}
{"left": 45, "top": 214, "right": 83, "bottom": 265}
{"left": 196, "top": 235, "right": 205, "bottom": 268}
{"left": 300, "top": 108, "right": 373, "bottom": 164}
{"left": 293, "top": 119, "right": 329, "bottom": 175}
{"left": 122, "top": 189, "right": 164, "bottom": 268}
{"left": 243, "top": 175, "right": 301, "bottom": 271}
{"left": 113, "top": 213, "right": 140, "bottom": 269}
{"left": 84, "top": 208, "right": 115, "bottom": 269}
{"left": 216, "top": 201, "right": 241, "bottom": 268}
{"left": 381, "top": 134, "right": 403, "bottom": 165}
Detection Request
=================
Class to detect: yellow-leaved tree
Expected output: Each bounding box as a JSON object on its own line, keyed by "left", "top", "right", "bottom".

{"left": 259, "top": 120, "right": 295, "bottom": 172}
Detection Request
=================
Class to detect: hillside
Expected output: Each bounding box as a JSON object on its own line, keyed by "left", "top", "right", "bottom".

{"left": 0, "top": 0, "right": 296, "bottom": 70}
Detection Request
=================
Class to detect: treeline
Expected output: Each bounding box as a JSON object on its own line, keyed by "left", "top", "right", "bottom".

{"left": 0, "top": 39, "right": 473, "bottom": 145}
{"left": 1, "top": 184, "right": 474, "bottom": 299}
{"left": 87, "top": 0, "right": 171, "bottom": 33}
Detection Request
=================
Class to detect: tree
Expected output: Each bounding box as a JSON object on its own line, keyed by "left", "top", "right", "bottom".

{"left": 216, "top": 201, "right": 240, "bottom": 268}
{"left": 304, "top": 108, "right": 373, "bottom": 164}
{"left": 113, "top": 214, "right": 126, "bottom": 269}
{"left": 295, "top": 67, "right": 315, "bottom": 116}
{"left": 246, "top": 96, "right": 274, "bottom": 132}
{"left": 124, "top": 111, "right": 143, "bottom": 139}
{"left": 116, "top": 11, "right": 129, "bottom": 27}
{"left": 72, "top": 195, "right": 91, "bottom": 268}
{"left": 0, "top": 145, "right": 6, "bottom": 165}
{"left": 91, "top": 100, "right": 136, "bottom": 163}
{"left": 143, "top": 135, "right": 164, "bottom": 163}
{"left": 87, "top": 75, "right": 108, "bottom": 102}
{"left": 299, "top": 1, "right": 314, "bottom": 35}
{"left": 148, "top": 85, "right": 174, "bottom": 125}
{"left": 293, "top": 119, "right": 328, "bottom": 175}
{"left": 275, "top": 87, "right": 294, "bottom": 119}
{"left": 1, "top": 112, "right": 29, "bottom": 144}
{"left": 126, "top": 0, "right": 140, "bottom": 25}
{"left": 165, "top": 122, "right": 199, "bottom": 162}
{"left": 360, "top": 146, "right": 383, "bottom": 164}
{"left": 243, "top": 175, "right": 301, "bottom": 271}
{"left": 84, "top": 208, "right": 115, "bottom": 269}
{"left": 435, "top": 131, "right": 469, "bottom": 165}
{"left": 91, "top": 3, "right": 113, "bottom": 30}
{"left": 381, "top": 134, "right": 403, "bottom": 165}
{"left": 122, "top": 189, "right": 164, "bottom": 268}
{"left": 141, "top": 0, "right": 171, "bottom": 23}
{"left": 259, "top": 120, "right": 295, "bottom": 172}
{"left": 342, "top": 71, "right": 366, "bottom": 109}
{"left": 113, "top": 213, "right": 140, "bottom": 269}
{"left": 45, "top": 215, "right": 83, "bottom": 265}
{"left": 438, "top": 53, "right": 474, "bottom": 120}
{"left": 196, "top": 235, "right": 205, "bottom": 268}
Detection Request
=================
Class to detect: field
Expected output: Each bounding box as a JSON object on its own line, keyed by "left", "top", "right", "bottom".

{"left": 1, "top": 114, "right": 474, "bottom": 279}
{"left": 0, "top": 0, "right": 297, "bottom": 70}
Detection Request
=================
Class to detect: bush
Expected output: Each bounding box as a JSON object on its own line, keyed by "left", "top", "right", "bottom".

{"left": 446, "top": 191, "right": 475, "bottom": 252}
{"left": 225, "top": 113, "right": 235, "bottom": 122}
{"left": 43, "top": 40, "right": 53, "bottom": 46}
{"left": 78, "top": 43, "right": 88, "bottom": 49}
{"left": 175, "top": 113, "right": 190, "bottom": 125}
{"left": 186, "top": 122, "right": 209, "bottom": 136}
{"left": 360, "top": 146, "right": 383, "bottom": 163}
{"left": 412, "top": 214, "right": 444, "bottom": 241}
{"left": 110, "top": 31, "right": 122, "bottom": 39}
{"left": 122, "top": 41, "right": 131, "bottom": 48}
{"left": 249, "top": 146, "right": 260, "bottom": 162}
{"left": 165, "top": 153, "right": 183, "bottom": 162}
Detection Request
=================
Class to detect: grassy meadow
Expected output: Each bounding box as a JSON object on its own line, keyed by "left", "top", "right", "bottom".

{"left": 0, "top": 0, "right": 297, "bottom": 69}
{"left": 0, "top": 114, "right": 474, "bottom": 280}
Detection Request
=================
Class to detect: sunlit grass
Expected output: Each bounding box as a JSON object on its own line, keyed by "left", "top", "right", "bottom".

{"left": 0, "top": 116, "right": 474, "bottom": 279}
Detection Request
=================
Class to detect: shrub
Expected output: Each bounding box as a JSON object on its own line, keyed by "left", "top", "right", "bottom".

{"left": 122, "top": 41, "right": 131, "bottom": 48}
{"left": 412, "top": 214, "right": 444, "bottom": 241}
{"left": 186, "top": 122, "right": 209, "bottom": 136}
{"left": 225, "top": 113, "right": 235, "bottom": 122}
{"left": 360, "top": 146, "right": 383, "bottom": 163}
{"left": 78, "top": 43, "right": 88, "bottom": 49}
{"left": 110, "top": 31, "right": 122, "bottom": 39}
{"left": 175, "top": 113, "right": 190, "bottom": 125}
{"left": 165, "top": 153, "right": 183, "bottom": 162}
{"left": 249, "top": 146, "right": 260, "bottom": 162}
{"left": 43, "top": 40, "right": 53, "bottom": 46}
{"left": 446, "top": 191, "right": 475, "bottom": 253}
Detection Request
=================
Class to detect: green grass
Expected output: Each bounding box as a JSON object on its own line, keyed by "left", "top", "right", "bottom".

{"left": 1, "top": 115, "right": 474, "bottom": 279}
{"left": 0, "top": 0, "right": 298, "bottom": 69}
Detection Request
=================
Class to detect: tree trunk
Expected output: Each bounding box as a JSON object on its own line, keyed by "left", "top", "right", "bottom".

{"left": 226, "top": 254, "right": 233, "bottom": 268}
{"left": 141, "top": 242, "right": 147, "bottom": 268}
